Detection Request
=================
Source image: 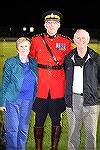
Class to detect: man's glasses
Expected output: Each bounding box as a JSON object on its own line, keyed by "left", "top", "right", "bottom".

{"left": 45, "top": 20, "right": 60, "bottom": 25}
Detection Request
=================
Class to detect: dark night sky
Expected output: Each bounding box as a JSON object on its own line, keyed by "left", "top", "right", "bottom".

{"left": 0, "top": 0, "right": 99, "bottom": 29}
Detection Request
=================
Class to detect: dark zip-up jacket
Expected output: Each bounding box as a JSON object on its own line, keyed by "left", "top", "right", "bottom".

{"left": 64, "top": 47, "right": 100, "bottom": 108}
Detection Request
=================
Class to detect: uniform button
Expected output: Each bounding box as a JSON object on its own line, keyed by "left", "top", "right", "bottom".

{"left": 49, "top": 71, "right": 51, "bottom": 73}
{"left": 40, "top": 49, "right": 42, "bottom": 51}
{"left": 51, "top": 39, "right": 53, "bottom": 41}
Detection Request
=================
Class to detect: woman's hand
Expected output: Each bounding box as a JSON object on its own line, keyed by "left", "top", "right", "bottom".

{"left": 0, "top": 107, "right": 6, "bottom": 112}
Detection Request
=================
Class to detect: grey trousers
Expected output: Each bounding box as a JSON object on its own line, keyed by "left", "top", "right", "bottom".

{"left": 97, "top": 105, "right": 100, "bottom": 120}
{"left": 66, "top": 94, "right": 98, "bottom": 150}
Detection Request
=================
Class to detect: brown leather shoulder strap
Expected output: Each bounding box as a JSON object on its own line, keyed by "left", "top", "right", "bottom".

{"left": 41, "top": 34, "right": 60, "bottom": 65}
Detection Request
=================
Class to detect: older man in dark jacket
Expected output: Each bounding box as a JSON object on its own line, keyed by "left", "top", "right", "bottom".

{"left": 64, "top": 29, "right": 100, "bottom": 150}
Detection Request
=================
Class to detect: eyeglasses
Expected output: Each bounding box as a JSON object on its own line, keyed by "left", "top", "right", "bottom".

{"left": 45, "top": 20, "right": 60, "bottom": 25}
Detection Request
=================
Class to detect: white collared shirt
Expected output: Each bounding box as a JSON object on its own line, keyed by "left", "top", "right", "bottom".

{"left": 73, "top": 66, "right": 83, "bottom": 94}
{"left": 72, "top": 54, "right": 90, "bottom": 94}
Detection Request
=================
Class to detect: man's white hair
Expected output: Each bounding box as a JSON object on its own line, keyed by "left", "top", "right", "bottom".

{"left": 74, "top": 29, "right": 90, "bottom": 41}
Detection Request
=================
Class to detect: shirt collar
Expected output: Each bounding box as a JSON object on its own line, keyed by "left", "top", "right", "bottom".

{"left": 46, "top": 33, "right": 57, "bottom": 38}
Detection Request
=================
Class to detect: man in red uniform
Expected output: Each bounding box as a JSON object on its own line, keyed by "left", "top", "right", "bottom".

{"left": 29, "top": 10, "right": 73, "bottom": 150}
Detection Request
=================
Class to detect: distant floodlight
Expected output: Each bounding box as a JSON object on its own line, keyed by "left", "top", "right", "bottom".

{"left": 23, "top": 27, "right": 27, "bottom": 31}
{"left": 30, "top": 27, "right": 34, "bottom": 32}
{"left": 10, "top": 27, "right": 12, "bottom": 31}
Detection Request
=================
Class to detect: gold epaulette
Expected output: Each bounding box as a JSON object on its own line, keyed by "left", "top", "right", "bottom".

{"left": 33, "top": 33, "right": 43, "bottom": 37}
{"left": 59, "top": 34, "right": 72, "bottom": 41}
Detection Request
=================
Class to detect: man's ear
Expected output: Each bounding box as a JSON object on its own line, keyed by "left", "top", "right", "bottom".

{"left": 44, "top": 22, "right": 47, "bottom": 29}
{"left": 58, "top": 23, "right": 60, "bottom": 29}
{"left": 73, "top": 38, "right": 75, "bottom": 43}
{"left": 87, "top": 36, "right": 90, "bottom": 44}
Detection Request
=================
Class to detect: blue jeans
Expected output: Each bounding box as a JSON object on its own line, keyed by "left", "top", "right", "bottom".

{"left": 5, "top": 99, "right": 33, "bottom": 150}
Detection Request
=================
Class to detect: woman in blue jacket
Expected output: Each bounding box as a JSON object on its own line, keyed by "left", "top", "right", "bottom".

{"left": 0, "top": 37, "right": 38, "bottom": 150}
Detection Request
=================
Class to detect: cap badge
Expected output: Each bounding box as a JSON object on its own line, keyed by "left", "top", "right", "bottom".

{"left": 50, "top": 13, "right": 55, "bottom": 18}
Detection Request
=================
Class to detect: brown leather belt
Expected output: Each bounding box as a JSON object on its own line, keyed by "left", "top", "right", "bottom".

{"left": 38, "top": 63, "right": 64, "bottom": 70}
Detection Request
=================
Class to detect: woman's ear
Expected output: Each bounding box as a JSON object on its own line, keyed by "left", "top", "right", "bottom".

{"left": 17, "top": 50, "right": 19, "bottom": 54}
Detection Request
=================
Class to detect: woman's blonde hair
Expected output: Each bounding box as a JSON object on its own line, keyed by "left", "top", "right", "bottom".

{"left": 16, "top": 37, "right": 31, "bottom": 48}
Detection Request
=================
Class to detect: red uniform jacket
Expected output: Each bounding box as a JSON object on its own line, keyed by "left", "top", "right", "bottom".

{"left": 29, "top": 33, "right": 73, "bottom": 99}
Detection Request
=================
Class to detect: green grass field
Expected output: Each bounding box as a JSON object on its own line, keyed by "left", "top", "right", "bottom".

{"left": 0, "top": 40, "right": 100, "bottom": 150}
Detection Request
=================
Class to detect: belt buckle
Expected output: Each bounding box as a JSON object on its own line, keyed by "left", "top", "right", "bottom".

{"left": 47, "top": 64, "right": 52, "bottom": 70}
